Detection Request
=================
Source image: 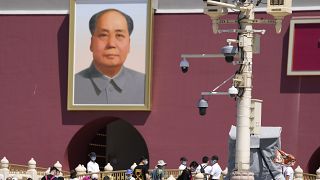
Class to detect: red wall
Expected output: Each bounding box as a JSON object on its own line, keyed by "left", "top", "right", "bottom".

{"left": 0, "top": 11, "right": 319, "bottom": 172}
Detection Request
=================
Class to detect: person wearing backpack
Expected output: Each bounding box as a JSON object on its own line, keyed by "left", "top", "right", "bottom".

{"left": 196, "top": 156, "right": 212, "bottom": 180}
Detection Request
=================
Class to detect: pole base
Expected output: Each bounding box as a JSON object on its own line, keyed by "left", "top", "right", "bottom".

{"left": 230, "top": 171, "right": 254, "bottom": 180}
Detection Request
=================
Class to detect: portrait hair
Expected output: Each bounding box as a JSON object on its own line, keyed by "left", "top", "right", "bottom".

{"left": 89, "top": 8, "right": 134, "bottom": 36}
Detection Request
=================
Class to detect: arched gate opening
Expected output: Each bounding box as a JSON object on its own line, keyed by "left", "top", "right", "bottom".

{"left": 67, "top": 117, "right": 149, "bottom": 170}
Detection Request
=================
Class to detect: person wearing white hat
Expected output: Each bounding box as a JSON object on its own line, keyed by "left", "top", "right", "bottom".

{"left": 157, "top": 160, "right": 167, "bottom": 167}
{"left": 151, "top": 160, "right": 167, "bottom": 180}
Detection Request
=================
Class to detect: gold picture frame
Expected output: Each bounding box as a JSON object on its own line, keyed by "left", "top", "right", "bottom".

{"left": 68, "top": 0, "right": 153, "bottom": 110}
{"left": 287, "top": 17, "right": 320, "bottom": 76}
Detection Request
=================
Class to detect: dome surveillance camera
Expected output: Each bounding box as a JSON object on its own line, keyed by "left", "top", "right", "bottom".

{"left": 180, "top": 58, "right": 189, "bottom": 73}
{"left": 221, "top": 45, "right": 238, "bottom": 63}
{"left": 228, "top": 85, "right": 239, "bottom": 98}
{"left": 197, "top": 98, "right": 208, "bottom": 116}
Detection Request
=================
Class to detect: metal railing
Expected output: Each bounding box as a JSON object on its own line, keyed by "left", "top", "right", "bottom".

{"left": 303, "top": 173, "right": 317, "bottom": 180}
{"left": 68, "top": 170, "right": 317, "bottom": 180}
{"left": 8, "top": 164, "right": 69, "bottom": 178}
{"left": 63, "top": 169, "right": 180, "bottom": 180}
{"left": 5, "top": 164, "right": 319, "bottom": 180}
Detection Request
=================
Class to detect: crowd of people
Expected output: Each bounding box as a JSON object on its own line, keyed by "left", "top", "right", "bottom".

{"left": 66, "top": 152, "right": 223, "bottom": 180}
{"left": 40, "top": 152, "right": 100, "bottom": 180}
{"left": 176, "top": 156, "right": 222, "bottom": 180}
{"left": 81, "top": 152, "right": 295, "bottom": 180}
{"left": 130, "top": 155, "right": 223, "bottom": 180}
{"left": 37, "top": 151, "right": 294, "bottom": 180}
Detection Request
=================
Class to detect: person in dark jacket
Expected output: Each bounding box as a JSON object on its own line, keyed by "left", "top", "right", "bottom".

{"left": 41, "top": 167, "right": 60, "bottom": 180}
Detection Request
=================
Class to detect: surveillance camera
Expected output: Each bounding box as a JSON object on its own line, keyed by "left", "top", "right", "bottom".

{"left": 228, "top": 85, "right": 239, "bottom": 98}
{"left": 221, "top": 45, "right": 238, "bottom": 63}
{"left": 203, "top": 0, "right": 228, "bottom": 34}
{"left": 179, "top": 58, "right": 189, "bottom": 73}
{"left": 197, "top": 98, "right": 208, "bottom": 116}
{"left": 266, "top": 0, "right": 292, "bottom": 33}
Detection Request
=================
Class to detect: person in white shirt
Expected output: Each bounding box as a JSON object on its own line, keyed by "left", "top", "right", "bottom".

{"left": 178, "top": 157, "right": 188, "bottom": 170}
{"left": 209, "top": 155, "right": 222, "bottom": 180}
{"left": 196, "top": 156, "right": 212, "bottom": 180}
{"left": 283, "top": 166, "right": 294, "bottom": 180}
{"left": 126, "top": 169, "right": 135, "bottom": 180}
{"left": 87, "top": 152, "right": 100, "bottom": 179}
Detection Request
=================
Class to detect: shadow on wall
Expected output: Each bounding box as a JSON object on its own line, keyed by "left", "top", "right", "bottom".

{"left": 56, "top": 15, "right": 151, "bottom": 126}
{"left": 308, "top": 146, "right": 320, "bottom": 174}
{"left": 280, "top": 23, "right": 320, "bottom": 94}
{"left": 67, "top": 117, "right": 149, "bottom": 171}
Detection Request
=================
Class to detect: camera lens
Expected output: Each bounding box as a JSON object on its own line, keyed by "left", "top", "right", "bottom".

{"left": 199, "top": 107, "right": 207, "bottom": 116}
{"left": 225, "top": 56, "right": 234, "bottom": 63}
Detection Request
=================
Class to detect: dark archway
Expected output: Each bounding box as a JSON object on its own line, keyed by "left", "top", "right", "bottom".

{"left": 67, "top": 117, "right": 149, "bottom": 171}
{"left": 308, "top": 146, "right": 320, "bottom": 174}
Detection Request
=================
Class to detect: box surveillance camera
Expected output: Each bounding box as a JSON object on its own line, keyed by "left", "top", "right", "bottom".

{"left": 203, "top": 0, "right": 228, "bottom": 18}
{"left": 266, "top": 0, "right": 292, "bottom": 19}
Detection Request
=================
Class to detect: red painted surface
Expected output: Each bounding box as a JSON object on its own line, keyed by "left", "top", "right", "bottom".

{"left": 0, "top": 11, "right": 320, "bottom": 173}
{"left": 292, "top": 23, "right": 320, "bottom": 71}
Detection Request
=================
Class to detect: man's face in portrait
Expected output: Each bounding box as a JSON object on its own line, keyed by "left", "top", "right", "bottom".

{"left": 90, "top": 10, "right": 130, "bottom": 76}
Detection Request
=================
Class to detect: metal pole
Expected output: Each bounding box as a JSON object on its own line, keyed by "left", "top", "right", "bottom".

{"left": 231, "top": 2, "right": 255, "bottom": 179}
